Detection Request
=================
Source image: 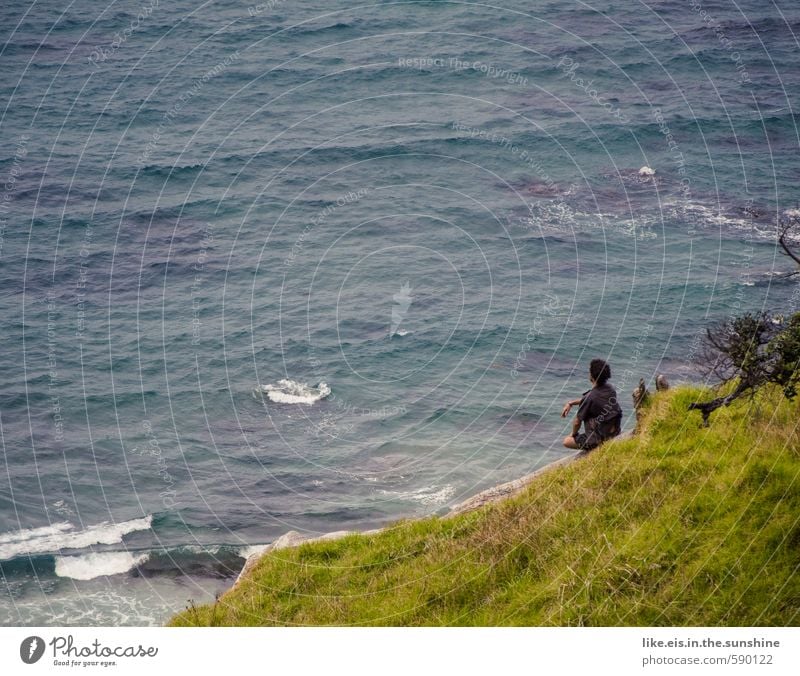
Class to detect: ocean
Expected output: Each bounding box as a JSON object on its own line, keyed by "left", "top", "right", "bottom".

{"left": 1, "top": 0, "right": 798, "bottom": 625}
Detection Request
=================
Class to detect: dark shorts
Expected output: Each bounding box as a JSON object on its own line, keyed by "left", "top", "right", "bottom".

{"left": 574, "top": 431, "right": 602, "bottom": 450}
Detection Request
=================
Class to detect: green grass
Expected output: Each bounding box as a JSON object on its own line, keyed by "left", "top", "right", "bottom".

{"left": 169, "top": 385, "right": 800, "bottom": 626}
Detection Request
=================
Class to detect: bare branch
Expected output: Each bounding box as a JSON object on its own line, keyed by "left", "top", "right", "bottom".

{"left": 779, "top": 223, "right": 800, "bottom": 267}
{"left": 688, "top": 380, "right": 751, "bottom": 426}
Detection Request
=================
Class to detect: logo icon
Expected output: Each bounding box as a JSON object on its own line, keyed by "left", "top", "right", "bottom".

{"left": 390, "top": 281, "right": 413, "bottom": 338}
{"left": 20, "top": 636, "right": 45, "bottom": 664}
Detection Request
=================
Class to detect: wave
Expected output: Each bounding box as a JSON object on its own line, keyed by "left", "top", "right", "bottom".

{"left": 130, "top": 545, "right": 246, "bottom": 579}
{"left": 1, "top": 542, "right": 255, "bottom": 582}
{"left": 0, "top": 516, "right": 153, "bottom": 561}
{"left": 378, "top": 484, "right": 456, "bottom": 506}
{"left": 139, "top": 162, "right": 206, "bottom": 179}
{"left": 284, "top": 20, "right": 363, "bottom": 38}
{"left": 259, "top": 379, "right": 331, "bottom": 405}
{"left": 2, "top": 541, "right": 262, "bottom": 581}
{"left": 54, "top": 551, "right": 150, "bottom": 581}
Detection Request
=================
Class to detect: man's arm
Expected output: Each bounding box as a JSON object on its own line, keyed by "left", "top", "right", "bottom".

{"left": 571, "top": 415, "right": 581, "bottom": 437}
{"left": 561, "top": 397, "right": 584, "bottom": 417}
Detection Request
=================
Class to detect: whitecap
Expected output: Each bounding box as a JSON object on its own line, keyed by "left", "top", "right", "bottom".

{"left": 260, "top": 379, "right": 331, "bottom": 405}
{"left": 51, "top": 499, "right": 74, "bottom": 517}
{"left": 379, "top": 485, "right": 456, "bottom": 506}
{"left": 638, "top": 166, "right": 656, "bottom": 176}
{"left": 0, "top": 516, "right": 153, "bottom": 561}
{"left": 54, "top": 551, "right": 150, "bottom": 580}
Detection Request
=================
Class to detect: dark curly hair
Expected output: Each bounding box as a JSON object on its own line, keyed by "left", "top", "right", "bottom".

{"left": 589, "top": 358, "right": 611, "bottom": 385}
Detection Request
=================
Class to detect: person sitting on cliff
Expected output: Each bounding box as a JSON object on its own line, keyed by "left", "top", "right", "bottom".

{"left": 561, "top": 358, "right": 623, "bottom": 450}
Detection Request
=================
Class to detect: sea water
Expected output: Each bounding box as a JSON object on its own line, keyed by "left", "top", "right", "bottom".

{"left": 0, "top": 0, "right": 798, "bottom": 625}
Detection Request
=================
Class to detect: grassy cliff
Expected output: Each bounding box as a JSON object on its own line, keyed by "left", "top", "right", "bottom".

{"left": 169, "top": 385, "right": 800, "bottom": 626}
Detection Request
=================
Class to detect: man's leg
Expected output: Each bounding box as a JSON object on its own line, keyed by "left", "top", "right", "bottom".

{"left": 563, "top": 435, "right": 579, "bottom": 449}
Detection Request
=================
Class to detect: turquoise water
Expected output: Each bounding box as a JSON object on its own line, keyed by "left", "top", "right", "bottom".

{"left": 1, "top": 0, "right": 799, "bottom": 625}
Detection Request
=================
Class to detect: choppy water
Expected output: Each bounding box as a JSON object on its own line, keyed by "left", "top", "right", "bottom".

{"left": 1, "top": 0, "right": 799, "bottom": 625}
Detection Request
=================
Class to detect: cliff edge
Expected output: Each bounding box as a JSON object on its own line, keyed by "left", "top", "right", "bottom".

{"left": 169, "top": 385, "right": 799, "bottom": 626}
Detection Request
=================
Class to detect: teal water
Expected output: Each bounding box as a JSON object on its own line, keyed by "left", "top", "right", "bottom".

{"left": 1, "top": 0, "right": 799, "bottom": 625}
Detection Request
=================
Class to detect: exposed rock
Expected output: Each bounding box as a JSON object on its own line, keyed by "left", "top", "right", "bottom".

{"left": 307, "top": 530, "right": 353, "bottom": 544}
{"left": 235, "top": 545, "right": 273, "bottom": 586}
{"left": 632, "top": 378, "right": 649, "bottom": 409}
{"left": 655, "top": 374, "right": 670, "bottom": 391}
{"left": 271, "top": 530, "right": 310, "bottom": 551}
{"left": 632, "top": 378, "right": 650, "bottom": 430}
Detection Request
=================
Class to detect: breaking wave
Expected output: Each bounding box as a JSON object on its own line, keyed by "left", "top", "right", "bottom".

{"left": 0, "top": 516, "right": 153, "bottom": 561}
{"left": 54, "top": 551, "right": 150, "bottom": 580}
{"left": 259, "top": 379, "right": 331, "bottom": 404}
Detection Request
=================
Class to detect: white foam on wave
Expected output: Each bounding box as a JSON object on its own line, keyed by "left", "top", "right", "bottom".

{"left": 668, "top": 201, "right": 779, "bottom": 241}
{"left": 260, "top": 379, "right": 331, "bottom": 405}
{"left": 54, "top": 551, "right": 150, "bottom": 580}
{"left": 523, "top": 202, "right": 657, "bottom": 240}
{"left": 238, "top": 544, "right": 270, "bottom": 560}
{"left": 379, "top": 485, "right": 456, "bottom": 506}
{"left": 638, "top": 166, "right": 656, "bottom": 176}
{"left": 0, "top": 516, "right": 153, "bottom": 561}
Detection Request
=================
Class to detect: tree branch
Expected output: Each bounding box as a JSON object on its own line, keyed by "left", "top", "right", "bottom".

{"left": 688, "top": 380, "right": 751, "bottom": 426}
{"left": 779, "top": 223, "right": 800, "bottom": 267}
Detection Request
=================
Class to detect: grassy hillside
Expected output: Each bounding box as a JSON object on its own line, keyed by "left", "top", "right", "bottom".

{"left": 169, "top": 385, "right": 800, "bottom": 626}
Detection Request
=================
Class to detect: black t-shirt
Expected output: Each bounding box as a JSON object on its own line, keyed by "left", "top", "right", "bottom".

{"left": 577, "top": 383, "right": 622, "bottom": 439}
